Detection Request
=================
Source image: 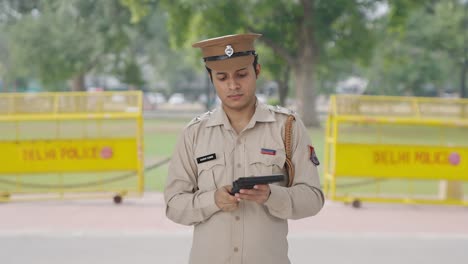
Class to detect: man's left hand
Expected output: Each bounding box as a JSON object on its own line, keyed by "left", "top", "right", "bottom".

{"left": 235, "top": 184, "right": 270, "bottom": 204}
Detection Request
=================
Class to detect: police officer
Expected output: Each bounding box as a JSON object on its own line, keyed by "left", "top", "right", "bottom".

{"left": 164, "top": 33, "right": 324, "bottom": 264}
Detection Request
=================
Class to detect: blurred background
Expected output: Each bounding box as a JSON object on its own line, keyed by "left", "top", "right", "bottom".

{"left": 1, "top": 1, "right": 468, "bottom": 264}
{"left": 1, "top": 0, "right": 466, "bottom": 124}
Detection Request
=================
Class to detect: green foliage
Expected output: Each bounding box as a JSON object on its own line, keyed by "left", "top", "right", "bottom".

{"left": 267, "top": 98, "right": 280, "bottom": 106}
{"left": 365, "top": 0, "right": 466, "bottom": 96}
{"left": 119, "top": 0, "right": 154, "bottom": 24}
{"left": 9, "top": 9, "right": 94, "bottom": 85}
{"left": 2, "top": 0, "right": 154, "bottom": 90}
{"left": 120, "top": 60, "right": 145, "bottom": 88}
{"left": 135, "top": 8, "right": 204, "bottom": 93}
{"left": 2, "top": 0, "right": 465, "bottom": 99}
{"left": 159, "top": 0, "right": 388, "bottom": 126}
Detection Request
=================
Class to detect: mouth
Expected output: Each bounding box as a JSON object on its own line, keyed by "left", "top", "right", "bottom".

{"left": 227, "top": 94, "right": 243, "bottom": 100}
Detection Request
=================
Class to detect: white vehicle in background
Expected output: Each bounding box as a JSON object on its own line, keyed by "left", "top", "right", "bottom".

{"left": 168, "top": 93, "right": 186, "bottom": 104}
{"left": 147, "top": 92, "right": 166, "bottom": 105}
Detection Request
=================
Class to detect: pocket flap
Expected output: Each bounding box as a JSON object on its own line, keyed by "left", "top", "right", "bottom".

{"left": 248, "top": 149, "right": 286, "bottom": 168}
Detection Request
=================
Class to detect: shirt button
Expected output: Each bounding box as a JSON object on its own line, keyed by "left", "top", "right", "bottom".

{"left": 235, "top": 216, "right": 240, "bottom": 221}
{"left": 234, "top": 247, "right": 239, "bottom": 252}
{"left": 236, "top": 163, "right": 241, "bottom": 168}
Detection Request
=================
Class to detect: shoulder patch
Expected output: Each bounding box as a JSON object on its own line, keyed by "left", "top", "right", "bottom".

{"left": 268, "top": 105, "right": 296, "bottom": 116}
{"left": 188, "top": 110, "right": 213, "bottom": 127}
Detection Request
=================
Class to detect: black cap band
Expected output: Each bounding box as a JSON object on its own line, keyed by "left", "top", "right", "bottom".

{"left": 204, "top": 50, "right": 256, "bottom": 62}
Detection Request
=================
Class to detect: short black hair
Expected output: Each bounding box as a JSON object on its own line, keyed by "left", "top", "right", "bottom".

{"left": 206, "top": 54, "right": 259, "bottom": 82}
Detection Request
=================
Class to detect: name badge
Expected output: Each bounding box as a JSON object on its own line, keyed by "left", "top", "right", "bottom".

{"left": 197, "top": 153, "right": 216, "bottom": 164}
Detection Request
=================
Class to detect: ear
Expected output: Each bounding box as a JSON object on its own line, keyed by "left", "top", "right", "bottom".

{"left": 255, "top": 64, "right": 261, "bottom": 78}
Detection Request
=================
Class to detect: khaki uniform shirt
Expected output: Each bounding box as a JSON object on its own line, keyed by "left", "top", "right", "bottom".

{"left": 164, "top": 102, "right": 324, "bottom": 264}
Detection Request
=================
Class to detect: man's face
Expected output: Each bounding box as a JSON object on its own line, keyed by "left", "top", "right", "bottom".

{"left": 212, "top": 64, "right": 260, "bottom": 112}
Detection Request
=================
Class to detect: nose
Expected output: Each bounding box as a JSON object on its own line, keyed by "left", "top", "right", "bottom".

{"left": 227, "top": 78, "right": 239, "bottom": 90}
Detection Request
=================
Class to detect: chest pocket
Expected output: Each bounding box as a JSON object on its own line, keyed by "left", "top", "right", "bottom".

{"left": 196, "top": 152, "right": 225, "bottom": 191}
{"left": 247, "top": 149, "right": 287, "bottom": 186}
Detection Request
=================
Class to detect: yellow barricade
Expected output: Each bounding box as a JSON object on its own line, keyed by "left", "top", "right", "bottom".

{"left": 0, "top": 91, "right": 144, "bottom": 203}
{"left": 323, "top": 95, "right": 468, "bottom": 207}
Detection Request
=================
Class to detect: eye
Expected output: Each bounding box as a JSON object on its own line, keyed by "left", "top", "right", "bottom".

{"left": 237, "top": 72, "right": 248, "bottom": 78}
{"left": 216, "top": 75, "right": 227, "bottom": 81}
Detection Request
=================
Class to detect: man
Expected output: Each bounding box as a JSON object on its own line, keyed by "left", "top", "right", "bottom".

{"left": 164, "top": 33, "right": 324, "bottom": 264}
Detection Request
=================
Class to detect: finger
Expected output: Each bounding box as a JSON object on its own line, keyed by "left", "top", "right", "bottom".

{"left": 238, "top": 189, "right": 257, "bottom": 195}
{"left": 236, "top": 189, "right": 269, "bottom": 203}
{"left": 219, "top": 189, "right": 236, "bottom": 199}
{"left": 224, "top": 193, "right": 240, "bottom": 202}
{"left": 235, "top": 194, "right": 252, "bottom": 201}
{"left": 239, "top": 188, "right": 267, "bottom": 196}
{"left": 253, "top": 185, "right": 270, "bottom": 198}
{"left": 235, "top": 192, "right": 262, "bottom": 201}
{"left": 223, "top": 203, "right": 238, "bottom": 212}
{"left": 216, "top": 196, "right": 238, "bottom": 207}
{"left": 253, "top": 184, "right": 269, "bottom": 191}
{"left": 223, "top": 185, "right": 233, "bottom": 194}
{"left": 219, "top": 197, "right": 238, "bottom": 205}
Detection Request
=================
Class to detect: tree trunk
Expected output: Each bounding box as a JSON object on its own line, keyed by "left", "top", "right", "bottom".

{"left": 71, "top": 74, "right": 85, "bottom": 91}
{"left": 12, "top": 79, "right": 18, "bottom": 92}
{"left": 257, "top": 0, "right": 319, "bottom": 125}
{"left": 462, "top": 1, "right": 467, "bottom": 98}
{"left": 278, "top": 80, "right": 288, "bottom": 107}
{"left": 294, "top": 61, "right": 319, "bottom": 127}
{"left": 1, "top": 79, "right": 6, "bottom": 92}
{"left": 205, "top": 73, "right": 212, "bottom": 111}
{"left": 294, "top": 0, "right": 319, "bottom": 127}
{"left": 461, "top": 60, "right": 467, "bottom": 98}
{"left": 293, "top": 40, "right": 320, "bottom": 127}
{"left": 277, "top": 66, "right": 290, "bottom": 106}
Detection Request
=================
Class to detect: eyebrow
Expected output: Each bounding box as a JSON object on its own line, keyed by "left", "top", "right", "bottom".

{"left": 215, "top": 68, "right": 248, "bottom": 75}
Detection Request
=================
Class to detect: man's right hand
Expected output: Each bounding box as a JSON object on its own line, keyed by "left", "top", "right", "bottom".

{"left": 215, "top": 185, "right": 239, "bottom": 212}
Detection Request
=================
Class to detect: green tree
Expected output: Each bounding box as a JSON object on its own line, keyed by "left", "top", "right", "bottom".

{"left": 2, "top": 0, "right": 152, "bottom": 91}
{"left": 410, "top": 0, "right": 468, "bottom": 98}
{"left": 0, "top": 26, "right": 11, "bottom": 92}
{"left": 257, "top": 45, "right": 291, "bottom": 107}
{"left": 155, "top": 0, "right": 385, "bottom": 126}
{"left": 366, "top": 0, "right": 467, "bottom": 97}
{"left": 0, "top": 25, "right": 33, "bottom": 92}
{"left": 133, "top": 6, "right": 205, "bottom": 99}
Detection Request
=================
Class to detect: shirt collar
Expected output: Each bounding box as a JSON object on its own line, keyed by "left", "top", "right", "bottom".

{"left": 205, "top": 106, "right": 230, "bottom": 128}
{"left": 206, "top": 99, "right": 276, "bottom": 128}
{"left": 253, "top": 102, "right": 276, "bottom": 123}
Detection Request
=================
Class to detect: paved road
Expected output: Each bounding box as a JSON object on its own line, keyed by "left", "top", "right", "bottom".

{"left": 1, "top": 193, "right": 468, "bottom": 264}
{"left": 1, "top": 231, "right": 467, "bottom": 264}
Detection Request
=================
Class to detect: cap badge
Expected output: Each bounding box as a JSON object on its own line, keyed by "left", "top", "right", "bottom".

{"left": 225, "top": 45, "right": 234, "bottom": 57}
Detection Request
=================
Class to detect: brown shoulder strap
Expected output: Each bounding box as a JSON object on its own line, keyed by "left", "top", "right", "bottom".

{"left": 284, "top": 115, "right": 295, "bottom": 187}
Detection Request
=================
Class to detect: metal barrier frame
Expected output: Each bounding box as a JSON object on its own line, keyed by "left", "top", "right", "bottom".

{"left": 0, "top": 91, "right": 144, "bottom": 203}
{"left": 324, "top": 95, "right": 468, "bottom": 207}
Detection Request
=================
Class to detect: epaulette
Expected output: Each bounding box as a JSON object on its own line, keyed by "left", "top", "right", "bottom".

{"left": 268, "top": 105, "right": 296, "bottom": 116}
{"left": 187, "top": 110, "right": 213, "bottom": 127}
